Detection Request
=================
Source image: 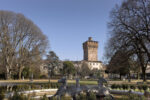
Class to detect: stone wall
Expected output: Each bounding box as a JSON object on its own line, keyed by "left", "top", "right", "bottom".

{"left": 83, "top": 37, "right": 98, "bottom": 61}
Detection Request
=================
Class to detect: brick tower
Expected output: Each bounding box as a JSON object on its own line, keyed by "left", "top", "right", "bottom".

{"left": 83, "top": 37, "right": 98, "bottom": 61}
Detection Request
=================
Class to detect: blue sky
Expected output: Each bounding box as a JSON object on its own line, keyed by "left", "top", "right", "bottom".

{"left": 0, "top": 0, "right": 123, "bottom": 61}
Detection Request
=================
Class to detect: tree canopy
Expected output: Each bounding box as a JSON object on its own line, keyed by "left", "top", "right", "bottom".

{"left": 0, "top": 10, "right": 48, "bottom": 79}
{"left": 105, "top": 0, "right": 150, "bottom": 81}
{"left": 62, "top": 61, "right": 76, "bottom": 77}
{"left": 46, "top": 51, "right": 62, "bottom": 77}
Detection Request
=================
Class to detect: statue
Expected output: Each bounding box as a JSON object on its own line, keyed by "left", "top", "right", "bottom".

{"left": 76, "top": 78, "right": 80, "bottom": 88}
{"left": 98, "top": 77, "right": 107, "bottom": 87}
{"left": 53, "top": 77, "right": 114, "bottom": 100}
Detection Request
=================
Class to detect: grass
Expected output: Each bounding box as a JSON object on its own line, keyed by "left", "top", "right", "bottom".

{"left": 0, "top": 79, "right": 98, "bottom": 85}
{"left": 0, "top": 79, "right": 57, "bottom": 83}
{"left": 112, "top": 94, "right": 146, "bottom": 100}
{"left": 1, "top": 79, "right": 150, "bottom": 85}
{"left": 108, "top": 80, "right": 143, "bottom": 85}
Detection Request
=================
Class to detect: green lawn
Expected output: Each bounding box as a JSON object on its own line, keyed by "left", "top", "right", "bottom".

{"left": 0, "top": 79, "right": 150, "bottom": 85}
{"left": 0, "top": 79, "right": 98, "bottom": 85}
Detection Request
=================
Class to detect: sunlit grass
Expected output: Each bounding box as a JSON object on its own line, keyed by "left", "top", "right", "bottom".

{"left": 1, "top": 79, "right": 150, "bottom": 85}
{"left": 0, "top": 79, "right": 98, "bottom": 85}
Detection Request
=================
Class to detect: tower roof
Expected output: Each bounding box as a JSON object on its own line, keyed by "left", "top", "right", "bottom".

{"left": 83, "top": 37, "right": 98, "bottom": 44}
{"left": 88, "top": 37, "right": 92, "bottom": 41}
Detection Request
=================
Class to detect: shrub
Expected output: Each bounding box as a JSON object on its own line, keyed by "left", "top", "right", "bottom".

{"left": 130, "top": 85, "right": 136, "bottom": 90}
{"left": 56, "top": 83, "right": 60, "bottom": 88}
{"left": 122, "top": 84, "right": 129, "bottom": 90}
{"left": 116, "top": 84, "right": 121, "bottom": 89}
{"left": 40, "top": 94, "right": 49, "bottom": 100}
{"left": 87, "top": 92, "right": 96, "bottom": 100}
{"left": 128, "top": 94, "right": 145, "bottom": 100}
{"left": 51, "top": 83, "right": 55, "bottom": 88}
{"left": 9, "top": 92, "right": 27, "bottom": 100}
{"left": 46, "top": 83, "right": 51, "bottom": 88}
{"left": 0, "top": 88, "right": 5, "bottom": 100}
{"left": 111, "top": 84, "right": 116, "bottom": 89}
{"left": 12, "top": 85, "right": 31, "bottom": 92}
{"left": 9, "top": 92, "right": 35, "bottom": 100}
{"left": 22, "top": 67, "right": 30, "bottom": 78}
{"left": 61, "top": 95, "right": 72, "bottom": 100}
{"left": 24, "top": 84, "right": 30, "bottom": 90}
{"left": 40, "top": 75, "right": 48, "bottom": 79}
{"left": 12, "top": 85, "right": 18, "bottom": 91}
{"left": 76, "top": 93, "right": 87, "bottom": 100}
{"left": 104, "top": 95, "right": 114, "bottom": 100}
{"left": 115, "top": 94, "right": 145, "bottom": 100}
{"left": 1, "top": 83, "right": 60, "bottom": 93}
{"left": 31, "top": 84, "right": 37, "bottom": 89}
{"left": 18, "top": 85, "right": 27, "bottom": 91}
{"left": 111, "top": 84, "right": 122, "bottom": 89}
{"left": 0, "top": 86, "right": 6, "bottom": 92}
{"left": 137, "top": 85, "right": 142, "bottom": 91}
{"left": 142, "top": 85, "right": 148, "bottom": 91}
{"left": 0, "top": 90, "right": 5, "bottom": 100}
{"left": 50, "top": 96, "right": 57, "bottom": 100}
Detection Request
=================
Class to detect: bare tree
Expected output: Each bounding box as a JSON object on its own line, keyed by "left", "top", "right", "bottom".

{"left": 0, "top": 11, "right": 48, "bottom": 79}
{"left": 106, "top": 0, "right": 150, "bottom": 81}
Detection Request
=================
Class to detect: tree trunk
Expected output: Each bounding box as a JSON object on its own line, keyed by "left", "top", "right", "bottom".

{"left": 128, "top": 73, "right": 131, "bottom": 82}
{"left": 137, "top": 51, "right": 147, "bottom": 82}
{"left": 48, "top": 70, "right": 51, "bottom": 83}
{"left": 5, "top": 56, "right": 14, "bottom": 80}
{"left": 142, "top": 67, "right": 146, "bottom": 82}
{"left": 120, "top": 74, "right": 122, "bottom": 80}
{"left": 19, "top": 69, "right": 22, "bottom": 79}
{"left": 18, "top": 66, "right": 24, "bottom": 79}
{"left": 6, "top": 67, "right": 11, "bottom": 79}
{"left": 139, "top": 56, "right": 147, "bottom": 82}
{"left": 137, "top": 72, "right": 139, "bottom": 80}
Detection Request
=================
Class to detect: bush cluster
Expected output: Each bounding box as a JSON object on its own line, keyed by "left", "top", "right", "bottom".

{"left": 61, "top": 95, "right": 72, "bottom": 100}
{"left": 137, "top": 85, "right": 148, "bottom": 91}
{"left": 6, "top": 83, "right": 61, "bottom": 92}
{"left": 111, "top": 84, "right": 148, "bottom": 91}
{"left": 50, "top": 95, "right": 72, "bottom": 100}
{"left": 8, "top": 92, "right": 30, "bottom": 100}
{"left": 120, "top": 94, "right": 145, "bottom": 100}
{"left": 9, "top": 92, "right": 50, "bottom": 100}
{"left": 0, "top": 87, "right": 5, "bottom": 100}
{"left": 0, "top": 83, "right": 61, "bottom": 100}
{"left": 8, "top": 91, "right": 146, "bottom": 100}
{"left": 111, "top": 84, "right": 124, "bottom": 89}
{"left": 40, "top": 94, "right": 49, "bottom": 100}
{"left": 76, "top": 93, "right": 86, "bottom": 100}
{"left": 0, "top": 86, "right": 7, "bottom": 100}
{"left": 75, "top": 92, "right": 96, "bottom": 100}
{"left": 50, "top": 92, "right": 96, "bottom": 100}
{"left": 130, "top": 85, "right": 136, "bottom": 90}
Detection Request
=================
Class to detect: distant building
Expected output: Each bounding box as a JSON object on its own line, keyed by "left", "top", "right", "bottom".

{"left": 40, "top": 61, "right": 48, "bottom": 75}
{"left": 71, "top": 37, "right": 106, "bottom": 78}
{"left": 82, "top": 37, "right": 105, "bottom": 70}
{"left": 40, "top": 37, "right": 106, "bottom": 77}
{"left": 146, "top": 64, "right": 150, "bottom": 74}
{"left": 83, "top": 37, "right": 98, "bottom": 61}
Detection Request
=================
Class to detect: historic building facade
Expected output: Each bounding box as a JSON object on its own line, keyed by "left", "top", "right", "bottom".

{"left": 83, "top": 37, "right": 98, "bottom": 61}
{"left": 82, "top": 37, "right": 105, "bottom": 70}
